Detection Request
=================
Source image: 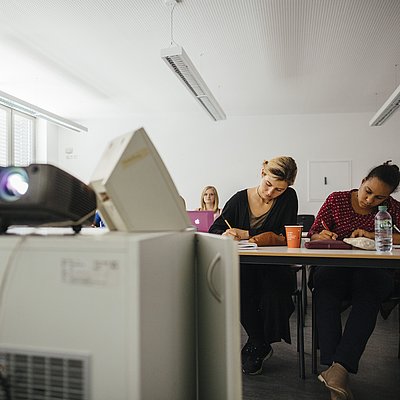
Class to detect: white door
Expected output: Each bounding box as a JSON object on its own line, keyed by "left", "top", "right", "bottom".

{"left": 308, "top": 160, "right": 352, "bottom": 201}
{"left": 196, "top": 233, "right": 242, "bottom": 400}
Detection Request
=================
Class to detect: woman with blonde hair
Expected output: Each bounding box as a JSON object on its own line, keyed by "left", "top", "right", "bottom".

{"left": 198, "top": 185, "right": 221, "bottom": 220}
{"left": 209, "top": 156, "right": 298, "bottom": 375}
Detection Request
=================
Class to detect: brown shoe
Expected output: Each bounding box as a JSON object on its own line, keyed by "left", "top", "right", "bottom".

{"left": 318, "top": 363, "right": 354, "bottom": 400}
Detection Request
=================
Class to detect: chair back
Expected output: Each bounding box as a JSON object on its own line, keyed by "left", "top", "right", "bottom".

{"left": 297, "top": 214, "right": 315, "bottom": 232}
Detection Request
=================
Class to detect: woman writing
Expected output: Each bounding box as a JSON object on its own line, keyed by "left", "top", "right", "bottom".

{"left": 198, "top": 185, "right": 221, "bottom": 220}
{"left": 308, "top": 161, "right": 400, "bottom": 400}
{"left": 209, "top": 156, "right": 298, "bottom": 375}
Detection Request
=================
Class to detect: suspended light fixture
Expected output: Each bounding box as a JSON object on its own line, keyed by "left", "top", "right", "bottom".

{"left": 0, "top": 89, "right": 88, "bottom": 132}
{"left": 370, "top": 65, "right": 400, "bottom": 127}
{"left": 369, "top": 83, "right": 400, "bottom": 126}
{"left": 160, "top": 0, "right": 226, "bottom": 121}
{"left": 161, "top": 46, "right": 226, "bottom": 121}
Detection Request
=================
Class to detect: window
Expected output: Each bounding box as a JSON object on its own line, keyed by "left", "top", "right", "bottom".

{"left": 0, "top": 106, "right": 10, "bottom": 166}
{"left": 0, "top": 105, "right": 35, "bottom": 166}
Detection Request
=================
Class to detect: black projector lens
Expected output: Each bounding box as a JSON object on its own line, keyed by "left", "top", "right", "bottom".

{"left": 0, "top": 167, "right": 29, "bottom": 201}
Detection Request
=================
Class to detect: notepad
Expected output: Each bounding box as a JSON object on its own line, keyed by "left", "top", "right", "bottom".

{"left": 237, "top": 240, "right": 257, "bottom": 249}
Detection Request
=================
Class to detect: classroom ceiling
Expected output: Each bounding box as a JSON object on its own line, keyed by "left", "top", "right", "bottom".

{"left": 1, "top": 0, "right": 400, "bottom": 121}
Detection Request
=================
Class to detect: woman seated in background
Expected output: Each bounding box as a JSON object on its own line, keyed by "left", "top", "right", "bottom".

{"left": 209, "top": 156, "right": 298, "bottom": 375}
{"left": 308, "top": 161, "right": 400, "bottom": 400}
{"left": 198, "top": 185, "right": 221, "bottom": 220}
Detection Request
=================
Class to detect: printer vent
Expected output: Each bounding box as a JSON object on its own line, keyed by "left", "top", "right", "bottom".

{"left": 0, "top": 348, "right": 89, "bottom": 400}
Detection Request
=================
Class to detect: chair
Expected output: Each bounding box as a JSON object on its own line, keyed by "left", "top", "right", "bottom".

{"left": 296, "top": 214, "right": 315, "bottom": 233}
{"left": 311, "top": 289, "right": 400, "bottom": 374}
{"left": 380, "top": 292, "right": 400, "bottom": 359}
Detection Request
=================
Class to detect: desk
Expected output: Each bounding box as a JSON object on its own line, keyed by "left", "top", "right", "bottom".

{"left": 239, "top": 247, "right": 400, "bottom": 269}
{"left": 239, "top": 246, "right": 400, "bottom": 374}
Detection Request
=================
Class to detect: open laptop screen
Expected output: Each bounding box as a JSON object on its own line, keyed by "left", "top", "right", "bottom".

{"left": 187, "top": 211, "right": 214, "bottom": 232}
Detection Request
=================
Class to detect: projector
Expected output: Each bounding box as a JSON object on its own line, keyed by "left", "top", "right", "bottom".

{"left": 0, "top": 164, "right": 96, "bottom": 233}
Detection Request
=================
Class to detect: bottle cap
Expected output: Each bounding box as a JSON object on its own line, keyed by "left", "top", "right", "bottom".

{"left": 378, "top": 205, "right": 387, "bottom": 211}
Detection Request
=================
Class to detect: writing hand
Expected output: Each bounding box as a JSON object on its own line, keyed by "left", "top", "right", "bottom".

{"left": 223, "top": 228, "right": 250, "bottom": 241}
{"left": 223, "top": 228, "right": 240, "bottom": 241}
{"left": 319, "top": 229, "right": 338, "bottom": 240}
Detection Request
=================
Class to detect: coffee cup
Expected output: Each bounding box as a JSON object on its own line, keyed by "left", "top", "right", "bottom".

{"left": 285, "top": 225, "right": 303, "bottom": 248}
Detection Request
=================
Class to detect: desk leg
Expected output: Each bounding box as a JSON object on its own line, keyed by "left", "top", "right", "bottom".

{"left": 302, "top": 266, "right": 307, "bottom": 323}
{"left": 311, "top": 289, "right": 318, "bottom": 374}
{"left": 297, "top": 291, "right": 305, "bottom": 379}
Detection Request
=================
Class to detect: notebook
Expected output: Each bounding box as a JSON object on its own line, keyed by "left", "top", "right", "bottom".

{"left": 187, "top": 210, "right": 214, "bottom": 232}
{"left": 304, "top": 239, "right": 352, "bottom": 250}
{"left": 238, "top": 240, "right": 257, "bottom": 249}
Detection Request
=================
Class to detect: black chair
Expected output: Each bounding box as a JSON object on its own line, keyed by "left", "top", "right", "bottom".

{"left": 379, "top": 292, "right": 400, "bottom": 359}
{"left": 296, "top": 214, "right": 315, "bottom": 233}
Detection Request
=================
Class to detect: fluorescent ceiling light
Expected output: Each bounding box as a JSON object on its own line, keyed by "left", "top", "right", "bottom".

{"left": 369, "top": 83, "right": 400, "bottom": 126}
{"left": 0, "top": 90, "right": 88, "bottom": 132}
{"left": 161, "top": 46, "right": 226, "bottom": 121}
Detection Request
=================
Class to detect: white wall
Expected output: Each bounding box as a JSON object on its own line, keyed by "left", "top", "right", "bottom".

{"left": 54, "top": 111, "right": 400, "bottom": 216}
{"left": 36, "top": 119, "right": 60, "bottom": 165}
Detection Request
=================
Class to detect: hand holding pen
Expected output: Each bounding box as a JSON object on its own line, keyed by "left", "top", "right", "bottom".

{"left": 223, "top": 219, "right": 244, "bottom": 241}
{"left": 320, "top": 219, "right": 338, "bottom": 240}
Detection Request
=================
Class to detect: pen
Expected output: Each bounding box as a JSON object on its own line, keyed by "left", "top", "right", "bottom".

{"left": 224, "top": 219, "right": 240, "bottom": 239}
{"left": 224, "top": 219, "right": 233, "bottom": 229}
{"left": 321, "top": 219, "right": 330, "bottom": 231}
{"left": 394, "top": 224, "right": 400, "bottom": 234}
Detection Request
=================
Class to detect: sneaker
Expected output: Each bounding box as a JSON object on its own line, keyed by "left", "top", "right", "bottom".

{"left": 242, "top": 343, "right": 273, "bottom": 375}
{"left": 241, "top": 341, "right": 256, "bottom": 366}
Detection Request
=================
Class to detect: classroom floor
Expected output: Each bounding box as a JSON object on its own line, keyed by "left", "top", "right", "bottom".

{"left": 241, "top": 295, "right": 400, "bottom": 400}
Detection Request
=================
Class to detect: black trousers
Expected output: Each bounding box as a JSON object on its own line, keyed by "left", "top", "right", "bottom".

{"left": 240, "top": 264, "right": 295, "bottom": 345}
{"left": 313, "top": 266, "right": 394, "bottom": 373}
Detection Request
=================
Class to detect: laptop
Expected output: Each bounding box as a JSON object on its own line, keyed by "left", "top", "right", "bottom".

{"left": 187, "top": 210, "right": 215, "bottom": 232}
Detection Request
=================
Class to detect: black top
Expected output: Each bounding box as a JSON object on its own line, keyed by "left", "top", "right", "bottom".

{"left": 209, "top": 187, "right": 298, "bottom": 237}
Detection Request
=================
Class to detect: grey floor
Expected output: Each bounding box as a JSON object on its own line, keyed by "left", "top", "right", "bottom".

{"left": 241, "top": 295, "right": 400, "bottom": 400}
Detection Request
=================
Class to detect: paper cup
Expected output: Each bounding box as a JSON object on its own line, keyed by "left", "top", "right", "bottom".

{"left": 285, "top": 225, "right": 303, "bottom": 248}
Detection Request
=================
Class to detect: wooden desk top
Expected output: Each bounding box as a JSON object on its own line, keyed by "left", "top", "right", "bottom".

{"left": 239, "top": 246, "right": 400, "bottom": 268}
{"left": 239, "top": 246, "right": 400, "bottom": 260}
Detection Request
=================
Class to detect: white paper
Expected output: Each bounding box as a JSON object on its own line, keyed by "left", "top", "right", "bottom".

{"left": 237, "top": 240, "right": 257, "bottom": 249}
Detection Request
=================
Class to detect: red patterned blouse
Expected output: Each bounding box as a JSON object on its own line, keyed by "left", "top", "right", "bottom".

{"left": 308, "top": 190, "right": 400, "bottom": 240}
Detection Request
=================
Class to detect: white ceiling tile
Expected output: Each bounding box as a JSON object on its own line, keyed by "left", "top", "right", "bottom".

{"left": 0, "top": 0, "right": 399, "bottom": 119}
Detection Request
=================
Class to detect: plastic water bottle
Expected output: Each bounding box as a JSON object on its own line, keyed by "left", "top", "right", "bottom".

{"left": 374, "top": 205, "right": 393, "bottom": 252}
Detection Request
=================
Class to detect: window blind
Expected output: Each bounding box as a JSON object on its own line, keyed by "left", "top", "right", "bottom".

{"left": 12, "top": 112, "right": 35, "bottom": 166}
{"left": 0, "top": 107, "right": 9, "bottom": 166}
